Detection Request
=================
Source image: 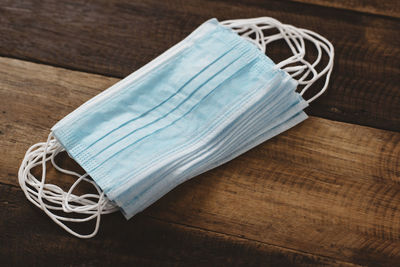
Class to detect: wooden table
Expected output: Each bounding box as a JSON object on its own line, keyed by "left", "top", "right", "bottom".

{"left": 1, "top": 0, "right": 399, "bottom": 266}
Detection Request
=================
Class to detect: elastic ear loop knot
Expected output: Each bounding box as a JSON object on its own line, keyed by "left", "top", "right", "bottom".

{"left": 222, "top": 17, "right": 334, "bottom": 103}
{"left": 18, "top": 132, "right": 118, "bottom": 238}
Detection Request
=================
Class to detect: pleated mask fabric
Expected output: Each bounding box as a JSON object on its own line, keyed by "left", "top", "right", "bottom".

{"left": 18, "top": 17, "right": 334, "bottom": 238}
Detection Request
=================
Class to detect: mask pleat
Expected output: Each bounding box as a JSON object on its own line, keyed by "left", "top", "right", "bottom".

{"left": 75, "top": 41, "right": 255, "bottom": 167}
{"left": 18, "top": 17, "right": 334, "bottom": 238}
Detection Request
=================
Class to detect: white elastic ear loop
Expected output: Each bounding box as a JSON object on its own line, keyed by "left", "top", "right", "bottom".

{"left": 253, "top": 20, "right": 319, "bottom": 84}
{"left": 297, "top": 28, "right": 334, "bottom": 103}
{"left": 19, "top": 138, "right": 116, "bottom": 216}
{"left": 278, "top": 26, "right": 320, "bottom": 85}
{"left": 222, "top": 17, "right": 334, "bottom": 103}
{"left": 49, "top": 146, "right": 116, "bottom": 214}
{"left": 275, "top": 26, "right": 320, "bottom": 84}
{"left": 18, "top": 132, "right": 118, "bottom": 238}
{"left": 222, "top": 18, "right": 319, "bottom": 85}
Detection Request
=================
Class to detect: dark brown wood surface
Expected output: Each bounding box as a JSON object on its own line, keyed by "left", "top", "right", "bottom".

{"left": 0, "top": 0, "right": 399, "bottom": 131}
{"left": 290, "top": 0, "right": 400, "bottom": 18}
{"left": 1, "top": 0, "right": 399, "bottom": 266}
{"left": 1, "top": 56, "right": 400, "bottom": 266}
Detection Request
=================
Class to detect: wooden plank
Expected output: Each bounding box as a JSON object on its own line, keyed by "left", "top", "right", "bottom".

{"left": 0, "top": 0, "right": 399, "bottom": 131}
{"left": 1, "top": 57, "right": 399, "bottom": 265}
{"left": 2, "top": 184, "right": 355, "bottom": 266}
{"left": 288, "top": 0, "right": 400, "bottom": 18}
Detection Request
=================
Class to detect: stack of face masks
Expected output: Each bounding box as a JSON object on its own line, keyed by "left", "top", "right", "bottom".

{"left": 18, "top": 17, "right": 334, "bottom": 238}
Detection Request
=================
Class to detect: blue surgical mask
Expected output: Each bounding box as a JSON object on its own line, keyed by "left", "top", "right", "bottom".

{"left": 18, "top": 17, "right": 334, "bottom": 238}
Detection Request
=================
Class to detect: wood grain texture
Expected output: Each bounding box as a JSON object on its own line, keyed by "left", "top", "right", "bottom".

{"left": 289, "top": 0, "right": 400, "bottom": 18}
{"left": 2, "top": 184, "right": 355, "bottom": 267}
{"left": 1, "top": 57, "right": 399, "bottom": 266}
{"left": 0, "top": 0, "right": 399, "bottom": 131}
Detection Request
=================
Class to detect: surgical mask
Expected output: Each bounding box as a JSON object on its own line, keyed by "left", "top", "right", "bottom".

{"left": 18, "top": 17, "right": 334, "bottom": 238}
